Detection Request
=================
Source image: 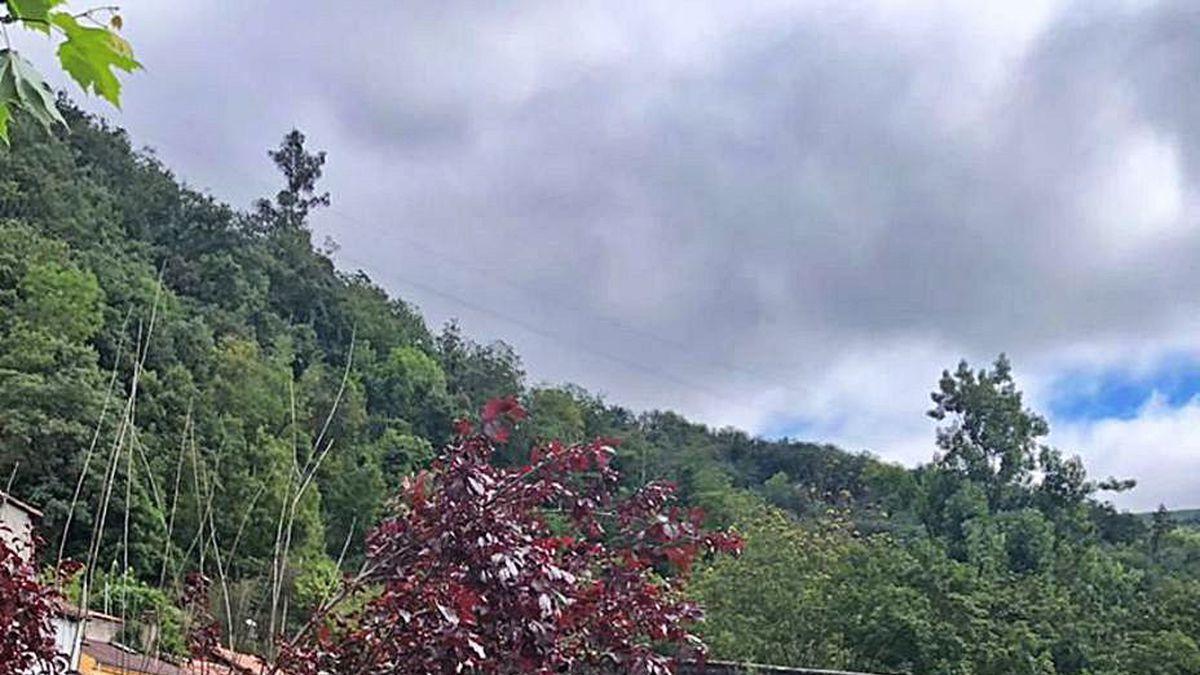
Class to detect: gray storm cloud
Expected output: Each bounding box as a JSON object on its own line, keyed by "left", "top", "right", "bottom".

{"left": 26, "top": 0, "right": 1200, "bottom": 508}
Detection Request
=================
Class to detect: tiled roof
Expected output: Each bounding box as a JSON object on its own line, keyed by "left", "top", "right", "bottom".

{"left": 181, "top": 658, "right": 239, "bottom": 674}
{"left": 186, "top": 648, "right": 273, "bottom": 674}
{"left": 82, "top": 640, "right": 185, "bottom": 675}
{"left": 212, "top": 647, "right": 272, "bottom": 674}
{"left": 82, "top": 639, "right": 276, "bottom": 675}
{"left": 54, "top": 599, "right": 124, "bottom": 623}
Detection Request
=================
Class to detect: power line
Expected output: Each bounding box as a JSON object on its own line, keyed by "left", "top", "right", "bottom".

{"left": 332, "top": 248, "right": 758, "bottom": 411}
{"left": 130, "top": 130, "right": 800, "bottom": 413}
{"left": 317, "top": 206, "right": 800, "bottom": 391}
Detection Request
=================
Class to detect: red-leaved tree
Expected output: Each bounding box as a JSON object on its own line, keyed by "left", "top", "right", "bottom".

{"left": 0, "top": 529, "right": 66, "bottom": 674}
{"left": 269, "top": 397, "right": 741, "bottom": 674}
{"left": 182, "top": 571, "right": 222, "bottom": 660}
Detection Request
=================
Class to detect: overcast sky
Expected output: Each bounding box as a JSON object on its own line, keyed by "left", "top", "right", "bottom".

{"left": 16, "top": 0, "right": 1200, "bottom": 510}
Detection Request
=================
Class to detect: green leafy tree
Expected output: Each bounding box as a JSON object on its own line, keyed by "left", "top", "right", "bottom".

{"left": 436, "top": 320, "right": 525, "bottom": 413}
{"left": 693, "top": 500, "right": 856, "bottom": 669}
{"left": 198, "top": 337, "right": 325, "bottom": 572}
{"left": 761, "top": 470, "right": 800, "bottom": 512}
{"left": 1151, "top": 504, "right": 1175, "bottom": 559}
{"left": 253, "top": 130, "right": 330, "bottom": 235}
{"left": 928, "top": 354, "right": 1049, "bottom": 509}
{"left": 0, "top": 222, "right": 105, "bottom": 545}
{"left": 366, "top": 345, "right": 453, "bottom": 442}
{"left": 504, "top": 386, "right": 588, "bottom": 463}
{"left": 1115, "top": 630, "right": 1200, "bottom": 675}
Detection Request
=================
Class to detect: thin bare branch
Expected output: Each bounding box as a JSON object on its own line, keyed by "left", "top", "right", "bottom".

{"left": 158, "top": 402, "right": 192, "bottom": 587}
{"left": 58, "top": 307, "right": 132, "bottom": 568}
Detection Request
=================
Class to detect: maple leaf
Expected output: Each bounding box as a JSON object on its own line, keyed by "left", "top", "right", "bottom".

{"left": 50, "top": 11, "right": 141, "bottom": 107}
{"left": 0, "top": 49, "right": 68, "bottom": 144}
{"left": 5, "top": 0, "right": 66, "bottom": 32}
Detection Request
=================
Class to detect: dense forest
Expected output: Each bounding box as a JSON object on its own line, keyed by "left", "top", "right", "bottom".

{"left": 2, "top": 107, "right": 1199, "bottom": 674}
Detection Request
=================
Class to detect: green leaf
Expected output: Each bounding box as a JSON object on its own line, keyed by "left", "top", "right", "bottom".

{"left": 50, "top": 11, "right": 141, "bottom": 107}
{"left": 5, "top": 0, "right": 65, "bottom": 32}
{"left": 0, "top": 48, "right": 68, "bottom": 138}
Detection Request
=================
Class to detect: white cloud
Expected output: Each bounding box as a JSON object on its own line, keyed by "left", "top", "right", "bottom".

{"left": 1053, "top": 393, "right": 1200, "bottom": 511}
{"left": 1088, "top": 129, "right": 1188, "bottom": 257}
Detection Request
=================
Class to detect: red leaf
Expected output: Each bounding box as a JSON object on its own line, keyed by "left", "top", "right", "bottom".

{"left": 275, "top": 396, "right": 739, "bottom": 674}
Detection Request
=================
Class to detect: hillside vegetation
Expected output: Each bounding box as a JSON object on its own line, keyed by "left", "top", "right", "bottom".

{"left": 1, "top": 108, "right": 1198, "bottom": 674}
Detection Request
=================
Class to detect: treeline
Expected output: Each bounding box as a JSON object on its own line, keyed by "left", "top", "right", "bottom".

{"left": 691, "top": 359, "right": 1200, "bottom": 674}
{"left": 1, "top": 108, "right": 1198, "bottom": 673}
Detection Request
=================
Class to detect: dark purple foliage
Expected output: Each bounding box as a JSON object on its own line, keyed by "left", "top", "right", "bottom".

{"left": 274, "top": 397, "right": 742, "bottom": 674}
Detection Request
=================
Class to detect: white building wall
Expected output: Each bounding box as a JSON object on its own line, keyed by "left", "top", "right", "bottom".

{"left": 49, "top": 616, "right": 83, "bottom": 672}
{"left": 0, "top": 500, "right": 35, "bottom": 562}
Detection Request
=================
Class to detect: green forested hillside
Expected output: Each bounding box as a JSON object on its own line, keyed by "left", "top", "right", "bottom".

{"left": 1, "top": 108, "right": 1198, "bottom": 674}
{"left": 1140, "top": 508, "right": 1200, "bottom": 527}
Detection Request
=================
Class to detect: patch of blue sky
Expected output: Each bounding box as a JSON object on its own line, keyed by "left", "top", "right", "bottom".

{"left": 759, "top": 414, "right": 817, "bottom": 441}
{"left": 1048, "top": 353, "right": 1200, "bottom": 422}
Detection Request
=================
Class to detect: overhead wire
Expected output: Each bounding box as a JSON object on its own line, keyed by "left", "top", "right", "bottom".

{"left": 128, "top": 130, "right": 802, "bottom": 414}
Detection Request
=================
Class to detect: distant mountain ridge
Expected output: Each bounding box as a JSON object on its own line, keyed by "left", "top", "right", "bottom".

{"left": 1138, "top": 508, "right": 1200, "bottom": 526}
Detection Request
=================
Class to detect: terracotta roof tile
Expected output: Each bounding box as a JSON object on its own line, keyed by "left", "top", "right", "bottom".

{"left": 82, "top": 640, "right": 184, "bottom": 675}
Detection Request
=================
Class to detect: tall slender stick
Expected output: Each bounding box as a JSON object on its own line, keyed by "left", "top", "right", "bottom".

{"left": 158, "top": 402, "right": 192, "bottom": 587}
{"left": 268, "top": 331, "right": 356, "bottom": 656}
{"left": 58, "top": 308, "right": 132, "bottom": 569}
